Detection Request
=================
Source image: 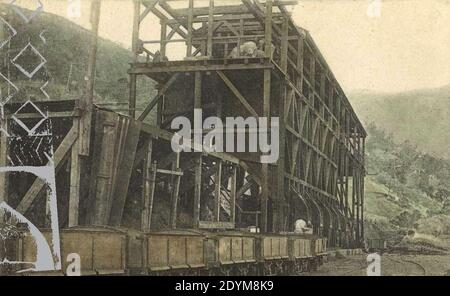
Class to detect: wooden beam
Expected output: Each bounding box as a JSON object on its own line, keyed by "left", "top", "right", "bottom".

{"left": 16, "top": 125, "right": 78, "bottom": 214}
{"left": 132, "top": 0, "right": 141, "bottom": 60}
{"left": 193, "top": 154, "right": 202, "bottom": 228}
{"left": 138, "top": 73, "right": 180, "bottom": 121}
{"left": 207, "top": 0, "right": 214, "bottom": 56}
{"left": 280, "top": 16, "right": 289, "bottom": 72}
{"left": 216, "top": 71, "right": 259, "bottom": 118}
{"left": 147, "top": 5, "right": 188, "bottom": 39}
{"left": 170, "top": 169, "right": 181, "bottom": 229}
{"left": 261, "top": 68, "right": 271, "bottom": 233}
{"left": 264, "top": 0, "right": 273, "bottom": 57}
{"left": 186, "top": 0, "right": 194, "bottom": 57}
{"left": 0, "top": 119, "right": 8, "bottom": 206}
{"left": 140, "top": 0, "right": 159, "bottom": 23}
{"left": 230, "top": 166, "right": 237, "bottom": 224}
{"left": 198, "top": 221, "right": 234, "bottom": 229}
{"left": 80, "top": 0, "right": 101, "bottom": 156}
{"left": 142, "top": 149, "right": 157, "bottom": 233}
{"left": 129, "top": 74, "right": 137, "bottom": 119}
{"left": 160, "top": 19, "right": 167, "bottom": 58}
{"left": 68, "top": 128, "right": 81, "bottom": 227}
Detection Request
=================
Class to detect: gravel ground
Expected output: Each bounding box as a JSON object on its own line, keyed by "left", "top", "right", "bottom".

{"left": 303, "top": 254, "right": 450, "bottom": 276}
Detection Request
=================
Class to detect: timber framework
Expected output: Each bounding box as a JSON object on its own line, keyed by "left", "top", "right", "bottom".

{"left": 1, "top": 0, "right": 366, "bottom": 250}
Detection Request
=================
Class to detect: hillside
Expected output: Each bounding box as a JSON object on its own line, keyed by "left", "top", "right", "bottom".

{"left": 0, "top": 4, "right": 155, "bottom": 121}
{"left": 362, "top": 120, "right": 450, "bottom": 248}
{"left": 349, "top": 85, "right": 450, "bottom": 159}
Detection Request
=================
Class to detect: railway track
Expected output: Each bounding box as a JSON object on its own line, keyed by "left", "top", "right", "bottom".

{"left": 384, "top": 255, "right": 427, "bottom": 276}
{"left": 313, "top": 254, "right": 429, "bottom": 276}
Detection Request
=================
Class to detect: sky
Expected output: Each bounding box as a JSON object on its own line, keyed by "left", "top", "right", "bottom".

{"left": 11, "top": 0, "right": 450, "bottom": 93}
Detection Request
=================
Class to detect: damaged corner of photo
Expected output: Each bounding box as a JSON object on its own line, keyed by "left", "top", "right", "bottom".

{"left": 0, "top": 168, "right": 61, "bottom": 274}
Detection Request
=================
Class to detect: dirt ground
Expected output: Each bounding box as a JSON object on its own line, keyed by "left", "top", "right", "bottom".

{"left": 304, "top": 254, "right": 450, "bottom": 276}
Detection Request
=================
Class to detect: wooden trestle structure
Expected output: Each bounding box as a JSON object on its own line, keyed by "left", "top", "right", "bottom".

{"left": 1, "top": 0, "right": 366, "bottom": 250}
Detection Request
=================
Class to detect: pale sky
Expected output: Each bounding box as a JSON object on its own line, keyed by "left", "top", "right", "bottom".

{"left": 12, "top": 0, "right": 450, "bottom": 93}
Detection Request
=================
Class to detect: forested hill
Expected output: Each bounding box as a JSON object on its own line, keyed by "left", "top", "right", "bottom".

{"left": 0, "top": 4, "right": 155, "bottom": 112}
{"left": 349, "top": 85, "right": 450, "bottom": 159}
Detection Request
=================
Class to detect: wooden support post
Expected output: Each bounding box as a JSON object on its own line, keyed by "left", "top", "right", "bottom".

{"left": 192, "top": 72, "right": 203, "bottom": 229}
{"left": 0, "top": 119, "right": 8, "bottom": 206}
{"left": 186, "top": 0, "right": 194, "bottom": 57}
{"left": 275, "top": 80, "right": 287, "bottom": 232}
{"left": 351, "top": 162, "right": 355, "bottom": 222}
{"left": 129, "top": 0, "right": 140, "bottom": 119}
{"left": 194, "top": 71, "right": 202, "bottom": 151}
{"left": 132, "top": 0, "right": 141, "bottom": 61}
{"left": 261, "top": 69, "right": 271, "bottom": 233}
{"left": 280, "top": 16, "right": 289, "bottom": 72}
{"left": 170, "top": 153, "right": 181, "bottom": 229}
{"left": 160, "top": 19, "right": 167, "bottom": 58}
{"left": 259, "top": 1, "right": 273, "bottom": 233}
{"left": 356, "top": 168, "right": 360, "bottom": 243}
{"left": 360, "top": 164, "right": 365, "bottom": 244}
{"left": 194, "top": 72, "right": 202, "bottom": 108}
{"left": 297, "top": 36, "right": 304, "bottom": 90}
{"left": 68, "top": 131, "right": 81, "bottom": 227}
{"left": 80, "top": 0, "right": 101, "bottom": 156}
{"left": 264, "top": 0, "right": 273, "bottom": 58}
{"left": 344, "top": 151, "right": 350, "bottom": 216}
{"left": 214, "top": 160, "right": 222, "bottom": 222}
{"left": 193, "top": 155, "right": 202, "bottom": 228}
{"left": 141, "top": 138, "right": 153, "bottom": 231}
{"left": 207, "top": 0, "right": 214, "bottom": 57}
{"left": 129, "top": 74, "right": 137, "bottom": 119}
{"left": 142, "top": 159, "right": 157, "bottom": 233}
{"left": 230, "top": 166, "right": 237, "bottom": 225}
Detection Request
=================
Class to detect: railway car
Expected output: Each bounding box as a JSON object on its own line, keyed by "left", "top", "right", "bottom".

{"left": 127, "top": 230, "right": 206, "bottom": 276}
{"left": 12, "top": 227, "right": 127, "bottom": 276}
{"left": 2, "top": 227, "right": 329, "bottom": 276}
{"left": 366, "top": 239, "right": 387, "bottom": 253}
{"left": 256, "top": 234, "right": 289, "bottom": 275}
{"left": 204, "top": 231, "right": 257, "bottom": 276}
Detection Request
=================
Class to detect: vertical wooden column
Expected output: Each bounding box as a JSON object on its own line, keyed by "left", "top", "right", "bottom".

{"left": 0, "top": 20, "right": 7, "bottom": 206}
{"left": 160, "top": 19, "right": 167, "bottom": 58}
{"left": 186, "top": 0, "right": 194, "bottom": 57}
{"left": 355, "top": 166, "right": 360, "bottom": 243}
{"left": 207, "top": 0, "right": 214, "bottom": 57}
{"left": 230, "top": 166, "right": 237, "bottom": 225}
{"left": 132, "top": 0, "right": 141, "bottom": 61}
{"left": 344, "top": 150, "right": 350, "bottom": 216}
{"left": 129, "top": 75, "right": 137, "bottom": 119}
{"left": 297, "top": 36, "right": 304, "bottom": 91}
{"left": 193, "top": 70, "right": 202, "bottom": 228}
{"left": 129, "top": 0, "right": 140, "bottom": 119}
{"left": 275, "top": 82, "right": 286, "bottom": 232}
{"left": 213, "top": 160, "right": 222, "bottom": 222}
{"left": 80, "top": 0, "right": 101, "bottom": 156}
{"left": 264, "top": 0, "right": 273, "bottom": 58}
{"left": 141, "top": 139, "right": 156, "bottom": 232}
{"left": 260, "top": 0, "right": 273, "bottom": 233}
{"left": 193, "top": 155, "right": 202, "bottom": 228}
{"left": 0, "top": 120, "right": 8, "bottom": 206}
{"left": 68, "top": 126, "right": 80, "bottom": 227}
{"left": 275, "top": 17, "right": 288, "bottom": 231}
{"left": 261, "top": 69, "right": 271, "bottom": 233}
{"left": 360, "top": 162, "right": 365, "bottom": 245}
{"left": 69, "top": 0, "right": 100, "bottom": 225}
{"left": 280, "top": 17, "right": 289, "bottom": 72}
{"left": 170, "top": 153, "right": 181, "bottom": 229}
